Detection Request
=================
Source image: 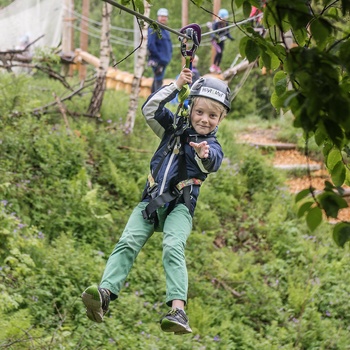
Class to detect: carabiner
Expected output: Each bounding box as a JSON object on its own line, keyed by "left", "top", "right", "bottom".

{"left": 178, "top": 23, "right": 202, "bottom": 62}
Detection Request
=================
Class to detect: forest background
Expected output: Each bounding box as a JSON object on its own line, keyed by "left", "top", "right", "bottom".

{"left": 1, "top": 0, "right": 350, "bottom": 349}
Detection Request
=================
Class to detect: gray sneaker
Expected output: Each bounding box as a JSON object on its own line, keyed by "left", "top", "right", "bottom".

{"left": 81, "top": 285, "right": 110, "bottom": 323}
{"left": 160, "top": 308, "right": 192, "bottom": 335}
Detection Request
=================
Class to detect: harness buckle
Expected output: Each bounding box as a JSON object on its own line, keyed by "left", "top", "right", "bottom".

{"left": 147, "top": 183, "right": 158, "bottom": 199}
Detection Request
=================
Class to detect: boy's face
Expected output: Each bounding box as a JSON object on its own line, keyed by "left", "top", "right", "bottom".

{"left": 190, "top": 99, "right": 222, "bottom": 135}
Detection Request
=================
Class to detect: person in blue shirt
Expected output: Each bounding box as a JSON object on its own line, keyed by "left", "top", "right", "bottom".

{"left": 147, "top": 8, "right": 173, "bottom": 93}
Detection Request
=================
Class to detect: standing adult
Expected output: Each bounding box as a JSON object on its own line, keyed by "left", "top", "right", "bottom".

{"left": 147, "top": 8, "right": 173, "bottom": 93}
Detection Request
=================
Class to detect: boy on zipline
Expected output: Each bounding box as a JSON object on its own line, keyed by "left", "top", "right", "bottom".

{"left": 82, "top": 67, "right": 231, "bottom": 335}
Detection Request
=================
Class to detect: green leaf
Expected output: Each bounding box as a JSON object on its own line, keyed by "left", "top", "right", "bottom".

{"left": 239, "top": 36, "right": 249, "bottom": 58}
{"left": 245, "top": 39, "right": 260, "bottom": 63}
{"left": 306, "top": 206, "right": 322, "bottom": 231}
{"left": 323, "top": 119, "right": 345, "bottom": 149}
{"left": 339, "top": 40, "right": 350, "bottom": 73}
{"left": 270, "top": 91, "right": 281, "bottom": 109}
{"left": 297, "top": 201, "right": 314, "bottom": 218}
{"left": 318, "top": 192, "right": 348, "bottom": 218}
{"left": 243, "top": 1, "right": 252, "bottom": 18}
{"left": 287, "top": 6, "right": 312, "bottom": 31}
{"left": 326, "top": 148, "right": 342, "bottom": 170}
{"left": 282, "top": 90, "right": 299, "bottom": 109}
{"left": 295, "top": 188, "right": 313, "bottom": 203}
{"left": 260, "top": 51, "right": 271, "bottom": 70}
{"left": 274, "top": 71, "right": 287, "bottom": 97}
{"left": 310, "top": 18, "right": 333, "bottom": 49}
{"left": 293, "top": 28, "right": 308, "bottom": 47}
{"left": 314, "top": 126, "right": 327, "bottom": 146}
{"left": 270, "top": 52, "right": 281, "bottom": 70}
{"left": 263, "top": 5, "right": 278, "bottom": 28}
{"left": 331, "top": 161, "right": 346, "bottom": 187}
{"left": 235, "top": 0, "right": 245, "bottom": 8}
{"left": 134, "top": 0, "right": 144, "bottom": 13}
{"left": 333, "top": 222, "right": 350, "bottom": 247}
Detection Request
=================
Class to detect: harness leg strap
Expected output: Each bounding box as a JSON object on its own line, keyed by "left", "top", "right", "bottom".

{"left": 142, "top": 191, "right": 179, "bottom": 221}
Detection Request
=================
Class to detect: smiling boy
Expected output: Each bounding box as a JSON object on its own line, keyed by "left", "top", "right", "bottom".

{"left": 81, "top": 68, "right": 231, "bottom": 335}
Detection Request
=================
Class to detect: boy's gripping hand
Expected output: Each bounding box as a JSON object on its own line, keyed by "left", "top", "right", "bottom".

{"left": 189, "top": 141, "right": 210, "bottom": 159}
{"left": 176, "top": 68, "right": 193, "bottom": 89}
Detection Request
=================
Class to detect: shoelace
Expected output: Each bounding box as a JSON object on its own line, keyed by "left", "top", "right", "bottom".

{"left": 166, "top": 308, "right": 188, "bottom": 322}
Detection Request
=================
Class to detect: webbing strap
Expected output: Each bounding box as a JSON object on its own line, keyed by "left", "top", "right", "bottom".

{"left": 176, "top": 178, "right": 202, "bottom": 190}
{"left": 141, "top": 178, "right": 201, "bottom": 222}
{"left": 141, "top": 133, "right": 178, "bottom": 201}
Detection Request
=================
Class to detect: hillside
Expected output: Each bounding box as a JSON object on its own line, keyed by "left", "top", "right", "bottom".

{"left": 1, "top": 76, "right": 350, "bottom": 349}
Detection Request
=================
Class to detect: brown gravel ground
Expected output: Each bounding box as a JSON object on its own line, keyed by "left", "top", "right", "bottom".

{"left": 236, "top": 132, "right": 350, "bottom": 222}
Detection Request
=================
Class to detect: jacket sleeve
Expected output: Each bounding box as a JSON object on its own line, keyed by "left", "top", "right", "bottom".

{"left": 141, "top": 83, "right": 180, "bottom": 139}
{"left": 193, "top": 140, "right": 223, "bottom": 174}
{"left": 147, "top": 28, "right": 161, "bottom": 62}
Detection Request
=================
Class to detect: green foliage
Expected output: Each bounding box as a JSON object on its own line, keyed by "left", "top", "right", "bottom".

{"left": 232, "top": 0, "right": 350, "bottom": 237}
{"left": 0, "top": 73, "right": 40, "bottom": 117}
{"left": 2, "top": 78, "right": 350, "bottom": 348}
{"left": 2, "top": 0, "right": 350, "bottom": 348}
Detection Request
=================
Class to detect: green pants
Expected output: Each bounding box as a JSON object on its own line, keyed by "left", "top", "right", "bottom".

{"left": 100, "top": 202, "right": 192, "bottom": 306}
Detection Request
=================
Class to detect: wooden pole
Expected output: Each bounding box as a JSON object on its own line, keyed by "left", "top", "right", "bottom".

{"left": 211, "top": 0, "right": 221, "bottom": 65}
{"left": 124, "top": 1, "right": 151, "bottom": 133}
{"left": 62, "top": 0, "right": 74, "bottom": 76}
{"left": 182, "top": 0, "right": 188, "bottom": 27}
{"left": 134, "top": 16, "right": 140, "bottom": 71}
{"left": 79, "top": 0, "right": 89, "bottom": 80}
{"left": 62, "top": 0, "right": 69, "bottom": 55}
{"left": 181, "top": 0, "right": 188, "bottom": 66}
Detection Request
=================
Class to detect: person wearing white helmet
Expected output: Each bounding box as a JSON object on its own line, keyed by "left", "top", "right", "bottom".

{"left": 81, "top": 67, "right": 231, "bottom": 335}
{"left": 210, "top": 8, "right": 234, "bottom": 74}
{"left": 147, "top": 8, "right": 173, "bottom": 93}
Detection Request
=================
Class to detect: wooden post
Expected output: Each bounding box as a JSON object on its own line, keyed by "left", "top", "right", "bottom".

{"left": 87, "top": 2, "right": 112, "bottom": 117}
{"left": 62, "top": 0, "right": 74, "bottom": 76}
{"left": 134, "top": 16, "right": 140, "bottom": 70}
{"left": 124, "top": 1, "right": 151, "bottom": 133}
{"left": 211, "top": 0, "right": 221, "bottom": 65}
{"left": 79, "top": 0, "right": 89, "bottom": 81}
{"left": 181, "top": 0, "right": 188, "bottom": 66}
{"left": 182, "top": 0, "right": 188, "bottom": 26}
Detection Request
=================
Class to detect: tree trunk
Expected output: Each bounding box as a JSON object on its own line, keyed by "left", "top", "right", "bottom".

{"left": 87, "top": 2, "right": 112, "bottom": 117}
{"left": 124, "top": 1, "right": 150, "bottom": 134}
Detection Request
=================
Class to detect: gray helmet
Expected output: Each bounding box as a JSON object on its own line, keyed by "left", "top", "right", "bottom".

{"left": 189, "top": 77, "right": 231, "bottom": 111}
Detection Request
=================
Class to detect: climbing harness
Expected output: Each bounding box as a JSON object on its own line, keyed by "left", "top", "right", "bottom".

{"left": 142, "top": 23, "right": 202, "bottom": 226}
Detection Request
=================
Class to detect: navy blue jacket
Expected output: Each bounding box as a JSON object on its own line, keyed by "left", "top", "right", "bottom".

{"left": 141, "top": 83, "right": 224, "bottom": 215}
{"left": 211, "top": 21, "right": 233, "bottom": 42}
{"left": 147, "top": 26, "right": 173, "bottom": 66}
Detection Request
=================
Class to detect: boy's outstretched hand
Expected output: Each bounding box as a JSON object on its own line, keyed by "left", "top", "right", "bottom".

{"left": 189, "top": 141, "right": 210, "bottom": 159}
{"left": 176, "top": 68, "right": 193, "bottom": 89}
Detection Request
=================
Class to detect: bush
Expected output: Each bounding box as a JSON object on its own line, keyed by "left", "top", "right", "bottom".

{"left": 1, "top": 71, "right": 350, "bottom": 349}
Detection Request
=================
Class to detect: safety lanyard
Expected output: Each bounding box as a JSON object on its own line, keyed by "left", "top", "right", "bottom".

{"left": 173, "top": 24, "right": 202, "bottom": 128}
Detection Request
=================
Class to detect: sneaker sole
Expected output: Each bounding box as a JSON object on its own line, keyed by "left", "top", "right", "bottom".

{"left": 160, "top": 319, "right": 192, "bottom": 335}
{"left": 81, "top": 286, "right": 104, "bottom": 323}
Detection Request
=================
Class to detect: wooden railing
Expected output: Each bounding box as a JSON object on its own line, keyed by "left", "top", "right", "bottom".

{"left": 72, "top": 48, "right": 173, "bottom": 97}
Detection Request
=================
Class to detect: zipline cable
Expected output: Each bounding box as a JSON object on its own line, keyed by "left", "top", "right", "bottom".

{"left": 102, "top": 0, "right": 191, "bottom": 40}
